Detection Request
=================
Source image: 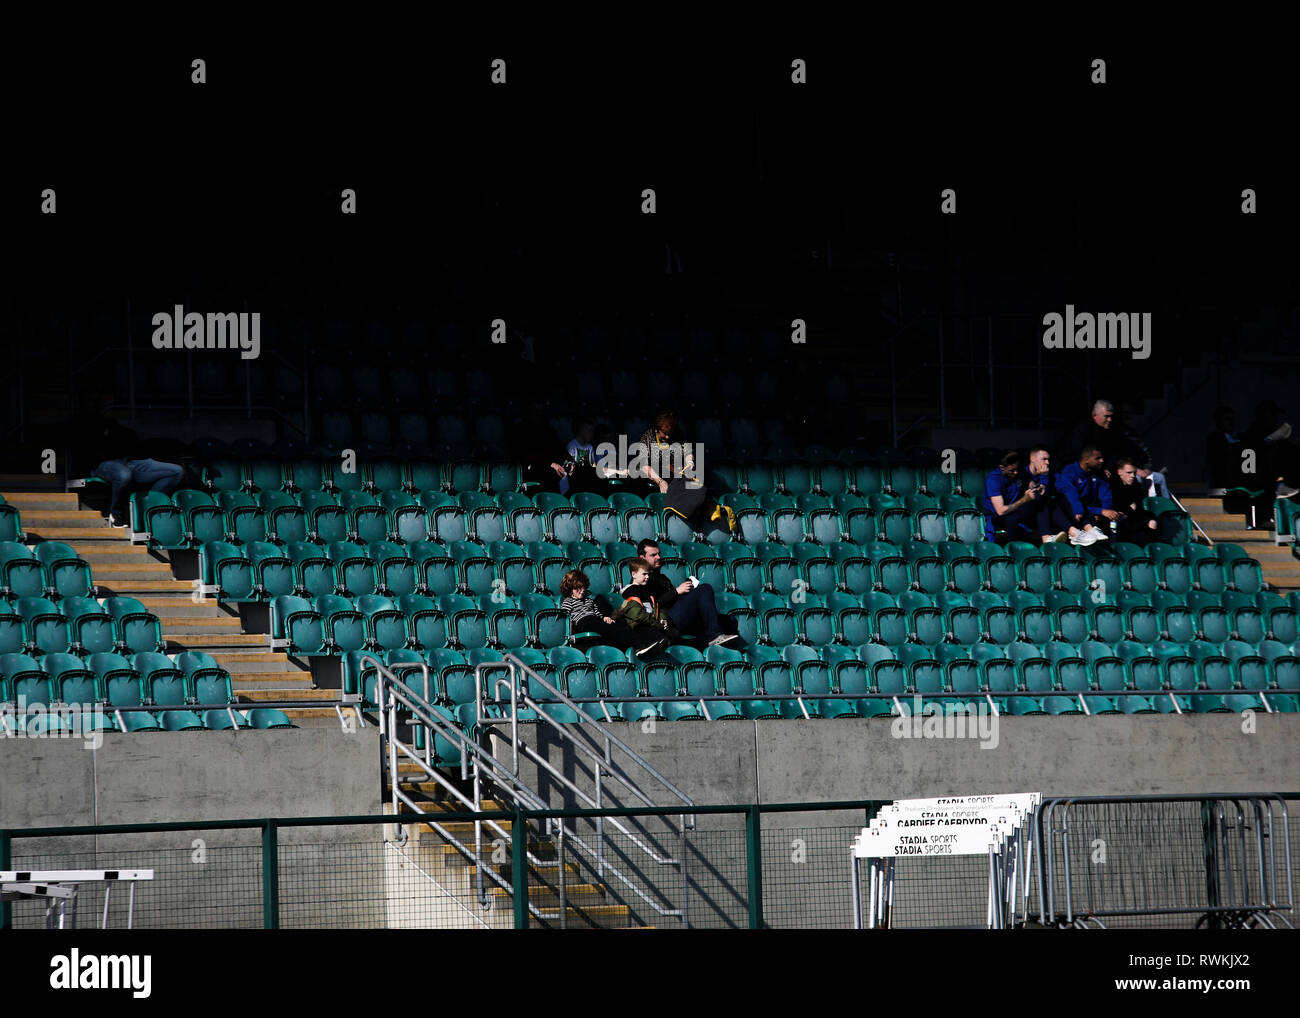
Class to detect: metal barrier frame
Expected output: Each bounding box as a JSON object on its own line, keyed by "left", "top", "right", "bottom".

{"left": 0, "top": 800, "right": 886, "bottom": 930}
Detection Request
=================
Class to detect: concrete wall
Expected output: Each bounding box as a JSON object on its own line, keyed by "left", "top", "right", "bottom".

{"left": 1, "top": 729, "right": 382, "bottom": 929}
{"left": 492, "top": 715, "right": 1300, "bottom": 928}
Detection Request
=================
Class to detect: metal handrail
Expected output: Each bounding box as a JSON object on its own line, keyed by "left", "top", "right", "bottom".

{"left": 369, "top": 660, "right": 552, "bottom": 907}
{"left": 368, "top": 655, "right": 690, "bottom": 923}
{"left": 479, "top": 657, "right": 696, "bottom": 810}
{"left": 473, "top": 657, "right": 694, "bottom": 920}
{"left": 1164, "top": 490, "right": 1215, "bottom": 545}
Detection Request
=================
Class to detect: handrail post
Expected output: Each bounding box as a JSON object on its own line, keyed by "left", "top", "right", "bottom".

{"left": 680, "top": 824, "right": 690, "bottom": 929}
{"left": 557, "top": 820, "right": 568, "bottom": 930}
{"left": 262, "top": 818, "right": 279, "bottom": 929}
{"left": 594, "top": 761, "right": 604, "bottom": 881}
{"left": 0, "top": 828, "right": 11, "bottom": 929}
{"left": 512, "top": 808, "right": 529, "bottom": 929}
{"left": 746, "top": 804, "right": 763, "bottom": 929}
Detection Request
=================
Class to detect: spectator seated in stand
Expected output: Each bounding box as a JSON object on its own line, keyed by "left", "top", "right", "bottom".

{"left": 561, "top": 568, "right": 669, "bottom": 658}
{"left": 981, "top": 450, "right": 1041, "bottom": 546}
{"left": 1056, "top": 446, "right": 1119, "bottom": 546}
{"left": 1108, "top": 457, "right": 1160, "bottom": 546}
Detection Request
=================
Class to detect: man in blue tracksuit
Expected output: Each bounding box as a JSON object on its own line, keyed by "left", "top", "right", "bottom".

{"left": 1056, "top": 446, "right": 1122, "bottom": 547}
{"left": 982, "top": 450, "right": 1039, "bottom": 544}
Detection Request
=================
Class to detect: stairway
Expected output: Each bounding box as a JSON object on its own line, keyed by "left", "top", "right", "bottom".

{"left": 2, "top": 478, "right": 340, "bottom": 726}
{"left": 384, "top": 779, "right": 638, "bottom": 929}
{"left": 1173, "top": 485, "right": 1300, "bottom": 593}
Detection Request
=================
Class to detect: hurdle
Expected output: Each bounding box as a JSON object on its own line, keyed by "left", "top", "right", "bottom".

{"left": 1, "top": 869, "right": 155, "bottom": 929}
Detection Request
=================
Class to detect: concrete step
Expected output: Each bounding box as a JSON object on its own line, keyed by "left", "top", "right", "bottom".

{"left": 211, "top": 652, "right": 304, "bottom": 671}
{"left": 167, "top": 633, "right": 268, "bottom": 649}
{"left": 118, "top": 586, "right": 207, "bottom": 600}
{"left": 237, "top": 688, "right": 338, "bottom": 701}
{"left": 491, "top": 859, "right": 581, "bottom": 880}
{"left": 75, "top": 546, "right": 160, "bottom": 560}
{"left": 280, "top": 709, "right": 341, "bottom": 721}
{"left": 17, "top": 511, "right": 106, "bottom": 527}
{"left": 157, "top": 617, "right": 245, "bottom": 632}
{"left": 0, "top": 492, "right": 81, "bottom": 509}
{"left": 141, "top": 598, "right": 235, "bottom": 613}
{"left": 490, "top": 883, "right": 607, "bottom": 903}
{"left": 423, "top": 820, "right": 514, "bottom": 835}
{"left": 529, "top": 904, "right": 631, "bottom": 924}
{"left": 224, "top": 671, "right": 316, "bottom": 686}
{"left": 85, "top": 561, "right": 176, "bottom": 577}
{"left": 25, "top": 527, "right": 128, "bottom": 541}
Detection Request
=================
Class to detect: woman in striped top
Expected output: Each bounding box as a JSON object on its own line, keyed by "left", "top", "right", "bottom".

{"left": 561, "top": 568, "right": 669, "bottom": 657}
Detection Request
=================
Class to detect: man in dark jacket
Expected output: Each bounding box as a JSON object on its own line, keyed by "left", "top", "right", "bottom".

{"left": 1060, "top": 399, "right": 1153, "bottom": 477}
{"left": 629, "top": 540, "right": 740, "bottom": 647}
{"left": 1108, "top": 458, "right": 1159, "bottom": 546}
{"left": 1024, "top": 446, "right": 1074, "bottom": 543}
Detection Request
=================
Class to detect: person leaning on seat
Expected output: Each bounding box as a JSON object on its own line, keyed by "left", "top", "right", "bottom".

{"left": 69, "top": 398, "right": 187, "bottom": 529}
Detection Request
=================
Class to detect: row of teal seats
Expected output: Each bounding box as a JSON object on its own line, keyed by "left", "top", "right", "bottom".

{"left": 1, "top": 649, "right": 233, "bottom": 711}
{"left": 350, "top": 647, "right": 1297, "bottom": 739}
{"left": 193, "top": 452, "right": 1000, "bottom": 501}
{"left": 137, "top": 486, "right": 991, "bottom": 550}
{"left": 0, "top": 596, "right": 163, "bottom": 657}
{"left": 347, "top": 643, "right": 1300, "bottom": 702}
{"left": 0, "top": 541, "right": 96, "bottom": 600}
{"left": 1, "top": 707, "right": 294, "bottom": 735}
{"left": 0, "top": 649, "right": 291, "bottom": 733}
{"left": 266, "top": 586, "right": 1300, "bottom": 659}
{"left": 196, "top": 536, "right": 1266, "bottom": 610}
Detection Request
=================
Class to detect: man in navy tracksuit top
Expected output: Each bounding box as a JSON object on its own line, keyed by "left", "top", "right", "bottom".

{"left": 982, "top": 450, "right": 1039, "bottom": 544}
{"left": 1056, "top": 446, "right": 1122, "bottom": 547}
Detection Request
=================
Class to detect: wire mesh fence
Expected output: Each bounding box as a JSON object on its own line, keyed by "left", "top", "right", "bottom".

{"left": 7, "top": 833, "right": 262, "bottom": 930}
{"left": 761, "top": 825, "right": 859, "bottom": 929}
{"left": 2, "top": 797, "right": 1296, "bottom": 930}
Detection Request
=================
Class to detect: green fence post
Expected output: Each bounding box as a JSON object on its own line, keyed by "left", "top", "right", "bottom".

{"left": 262, "top": 819, "right": 280, "bottom": 930}
{"left": 746, "top": 805, "right": 763, "bottom": 929}
{"left": 512, "top": 809, "right": 529, "bottom": 929}
{"left": 1201, "top": 800, "right": 1220, "bottom": 930}
{"left": 0, "top": 829, "right": 11, "bottom": 930}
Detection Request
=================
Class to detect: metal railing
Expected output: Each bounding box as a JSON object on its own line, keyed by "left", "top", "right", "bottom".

{"left": 1, "top": 801, "right": 892, "bottom": 930}
{"left": 1031, "top": 794, "right": 1294, "bottom": 930}
{"left": 368, "top": 653, "right": 698, "bottom": 926}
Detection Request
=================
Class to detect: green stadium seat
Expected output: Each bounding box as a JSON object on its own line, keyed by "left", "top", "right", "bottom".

{"left": 218, "top": 491, "right": 267, "bottom": 545}
{"left": 245, "top": 708, "right": 297, "bottom": 729}
{"left": 299, "top": 491, "right": 348, "bottom": 544}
